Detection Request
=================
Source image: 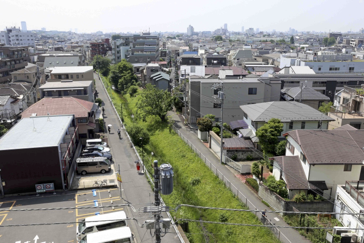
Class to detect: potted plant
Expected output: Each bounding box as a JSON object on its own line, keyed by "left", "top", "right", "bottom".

{"left": 197, "top": 117, "right": 212, "bottom": 141}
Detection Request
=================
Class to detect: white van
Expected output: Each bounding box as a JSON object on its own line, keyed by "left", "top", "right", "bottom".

{"left": 86, "top": 139, "right": 108, "bottom": 148}
{"left": 77, "top": 211, "right": 127, "bottom": 241}
{"left": 79, "top": 227, "right": 134, "bottom": 243}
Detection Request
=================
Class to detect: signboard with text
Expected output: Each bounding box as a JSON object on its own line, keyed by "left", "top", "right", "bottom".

{"left": 35, "top": 183, "right": 55, "bottom": 193}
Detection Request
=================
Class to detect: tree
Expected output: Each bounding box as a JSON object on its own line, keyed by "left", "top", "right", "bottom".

{"left": 328, "top": 37, "right": 336, "bottom": 46}
{"left": 269, "top": 39, "right": 275, "bottom": 43}
{"left": 318, "top": 101, "right": 333, "bottom": 114}
{"left": 111, "top": 34, "right": 121, "bottom": 40}
{"left": 290, "top": 36, "right": 295, "bottom": 44}
{"left": 256, "top": 118, "right": 283, "bottom": 154}
{"left": 266, "top": 175, "right": 288, "bottom": 198}
{"left": 109, "top": 60, "right": 138, "bottom": 93}
{"left": 126, "top": 124, "right": 150, "bottom": 147}
{"left": 95, "top": 98, "right": 103, "bottom": 107}
{"left": 136, "top": 84, "right": 172, "bottom": 121}
{"left": 275, "top": 140, "right": 287, "bottom": 156}
{"left": 197, "top": 117, "right": 212, "bottom": 132}
{"left": 0, "top": 125, "right": 8, "bottom": 137}
{"left": 128, "top": 86, "right": 138, "bottom": 97}
{"left": 323, "top": 37, "right": 329, "bottom": 46}
{"left": 204, "top": 114, "right": 216, "bottom": 124}
{"left": 92, "top": 55, "right": 111, "bottom": 76}
{"left": 214, "top": 35, "right": 223, "bottom": 41}
{"left": 252, "top": 162, "right": 260, "bottom": 178}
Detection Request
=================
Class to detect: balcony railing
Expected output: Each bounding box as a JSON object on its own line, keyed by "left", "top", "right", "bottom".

{"left": 345, "top": 181, "right": 364, "bottom": 209}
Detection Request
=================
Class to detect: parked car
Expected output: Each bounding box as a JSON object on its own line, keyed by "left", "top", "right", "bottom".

{"left": 76, "top": 157, "right": 111, "bottom": 175}
{"left": 86, "top": 139, "right": 108, "bottom": 148}
{"left": 83, "top": 145, "right": 110, "bottom": 153}
{"left": 80, "top": 151, "right": 112, "bottom": 161}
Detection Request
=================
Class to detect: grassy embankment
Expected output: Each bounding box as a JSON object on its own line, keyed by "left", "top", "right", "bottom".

{"left": 100, "top": 76, "right": 279, "bottom": 243}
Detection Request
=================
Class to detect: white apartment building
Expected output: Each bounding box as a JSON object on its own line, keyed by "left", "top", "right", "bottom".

{"left": 0, "top": 27, "right": 35, "bottom": 47}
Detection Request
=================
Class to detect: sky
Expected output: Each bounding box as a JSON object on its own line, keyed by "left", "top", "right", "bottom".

{"left": 1, "top": 0, "right": 364, "bottom": 33}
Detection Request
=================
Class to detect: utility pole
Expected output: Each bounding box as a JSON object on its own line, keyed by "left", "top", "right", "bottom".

{"left": 183, "top": 69, "right": 187, "bottom": 121}
{"left": 154, "top": 160, "right": 161, "bottom": 243}
{"left": 212, "top": 81, "right": 225, "bottom": 164}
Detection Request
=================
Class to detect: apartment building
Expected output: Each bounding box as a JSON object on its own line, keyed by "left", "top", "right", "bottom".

{"left": 48, "top": 66, "right": 93, "bottom": 81}
{"left": 0, "top": 27, "right": 35, "bottom": 47}
{"left": 0, "top": 44, "right": 29, "bottom": 83}
{"left": 39, "top": 80, "right": 94, "bottom": 102}
{"left": 90, "top": 38, "right": 112, "bottom": 60}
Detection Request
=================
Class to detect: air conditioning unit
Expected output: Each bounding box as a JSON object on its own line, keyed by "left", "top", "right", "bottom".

{"left": 340, "top": 233, "right": 357, "bottom": 243}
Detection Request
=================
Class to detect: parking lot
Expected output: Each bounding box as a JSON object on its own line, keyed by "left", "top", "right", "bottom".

{"left": 0, "top": 188, "right": 123, "bottom": 243}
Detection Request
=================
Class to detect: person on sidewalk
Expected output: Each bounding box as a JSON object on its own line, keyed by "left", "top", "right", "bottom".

{"left": 135, "top": 161, "right": 141, "bottom": 174}
{"left": 117, "top": 129, "right": 121, "bottom": 139}
{"left": 262, "top": 209, "right": 267, "bottom": 218}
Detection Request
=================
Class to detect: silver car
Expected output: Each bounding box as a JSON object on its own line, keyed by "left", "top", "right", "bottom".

{"left": 81, "top": 151, "right": 113, "bottom": 161}
{"left": 83, "top": 145, "right": 110, "bottom": 153}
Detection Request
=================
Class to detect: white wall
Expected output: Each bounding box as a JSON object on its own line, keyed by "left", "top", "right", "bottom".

{"left": 286, "top": 136, "right": 311, "bottom": 179}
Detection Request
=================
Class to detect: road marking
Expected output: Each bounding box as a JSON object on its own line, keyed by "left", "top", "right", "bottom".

{"left": 75, "top": 196, "right": 120, "bottom": 206}
{"left": 15, "top": 204, "right": 22, "bottom": 207}
{"left": 274, "top": 217, "right": 280, "bottom": 221}
{"left": 75, "top": 189, "right": 117, "bottom": 204}
{"left": 0, "top": 200, "right": 16, "bottom": 211}
{"left": 0, "top": 214, "right": 7, "bottom": 225}
{"left": 6, "top": 218, "right": 12, "bottom": 221}
{"left": 68, "top": 211, "right": 74, "bottom": 213}
{"left": 34, "top": 235, "right": 39, "bottom": 243}
{"left": 67, "top": 224, "right": 74, "bottom": 228}
{"left": 68, "top": 240, "right": 74, "bottom": 242}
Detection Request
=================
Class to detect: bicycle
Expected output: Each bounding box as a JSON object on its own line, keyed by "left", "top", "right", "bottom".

{"left": 94, "top": 179, "right": 107, "bottom": 188}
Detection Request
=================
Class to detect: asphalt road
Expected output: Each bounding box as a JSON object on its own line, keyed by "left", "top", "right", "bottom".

{"left": 94, "top": 72, "right": 180, "bottom": 243}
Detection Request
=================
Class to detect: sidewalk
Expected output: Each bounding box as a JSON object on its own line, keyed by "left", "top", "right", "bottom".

{"left": 94, "top": 73, "right": 182, "bottom": 243}
{"left": 168, "top": 111, "right": 311, "bottom": 243}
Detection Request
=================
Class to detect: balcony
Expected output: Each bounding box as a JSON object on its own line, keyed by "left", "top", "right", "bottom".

{"left": 329, "top": 111, "right": 364, "bottom": 119}
{"left": 344, "top": 181, "right": 364, "bottom": 209}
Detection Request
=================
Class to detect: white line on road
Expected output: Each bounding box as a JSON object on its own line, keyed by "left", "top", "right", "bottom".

{"left": 274, "top": 217, "right": 280, "bottom": 221}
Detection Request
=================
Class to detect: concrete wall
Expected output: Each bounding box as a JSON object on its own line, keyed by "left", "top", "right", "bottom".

{"left": 258, "top": 182, "right": 286, "bottom": 213}
{"left": 225, "top": 150, "right": 260, "bottom": 161}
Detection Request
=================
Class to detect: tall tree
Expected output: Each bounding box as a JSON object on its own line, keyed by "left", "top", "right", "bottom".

{"left": 328, "top": 37, "right": 336, "bottom": 46}
{"left": 256, "top": 118, "right": 283, "bottom": 154}
{"left": 318, "top": 101, "right": 333, "bottom": 114}
{"left": 290, "top": 36, "right": 295, "bottom": 44}
{"left": 136, "top": 84, "right": 172, "bottom": 121}
{"left": 109, "top": 59, "right": 138, "bottom": 92}
{"left": 214, "top": 36, "right": 223, "bottom": 41}
{"left": 92, "top": 55, "right": 111, "bottom": 76}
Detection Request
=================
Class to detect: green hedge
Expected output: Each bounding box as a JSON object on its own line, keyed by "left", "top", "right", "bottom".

{"left": 246, "top": 178, "right": 259, "bottom": 192}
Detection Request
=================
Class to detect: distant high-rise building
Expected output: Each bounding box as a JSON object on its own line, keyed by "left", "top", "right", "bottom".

{"left": 187, "top": 25, "right": 194, "bottom": 36}
{"left": 246, "top": 28, "right": 254, "bottom": 35}
{"left": 21, "top": 21, "right": 27, "bottom": 32}
{"left": 241, "top": 26, "right": 244, "bottom": 32}
{"left": 224, "top": 23, "right": 227, "bottom": 31}
{"left": 41, "top": 28, "right": 46, "bottom": 31}
{"left": 255, "top": 28, "right": 259, "bottom": 33}
{"left": 0, "top": 27, "right": 34, "bottom": 47}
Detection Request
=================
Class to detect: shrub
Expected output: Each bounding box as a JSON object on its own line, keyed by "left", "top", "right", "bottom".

{"left": 197, "top": 117, "right": 212, "bottom": 132}
{"left": 98, "top": 118, "right": 105, "bottom": 132}
{"left": 252, "top": 162, "right": 260, "bottom": 178}
{"left": 265, "top": 175, "right": 288, "bottom": 198}
{"left": 246, "top": 178, "right": 259, "bottom": 192}
{"left": 95, "top": 98, "right": 103, "bottom": 107}
{"left": 275, "top": 140, "right": 287, "bottom": 156}
{"left": 307, "top": 194, "right": 314, "bottom": 201}
{"left": 246, "top": 155, "right": 253, "bottom": 161}
{"left": 293, "top": 194, "right": 304, "bottom": 203}
{"left": 219, "top": 213, "right": 228, "bottom": 222}
{"left": 126, "top": 124, "right": 150, "bottom": 147}
{"left": 262, "top": 200, "right": 270, "bottom": 208}
{"left": 190, "top": 177, "right": 201, "bottom": 186}
{"left": 223, "top": 123, "right": 231, "bottom": 131}
{"left": 212, "top": 127, "right": 220, "bottom": 135}
{"left": 315, "top": 194, "right": 324, "bottom": 201}
{"left": 128, "top": 85, "right": 138, "bottom": 97}
{"left": 223, "top": 130, "right": 232, "bottom": 138}
{"left": 230, "top": 154, "right": 238, "bottom": 161}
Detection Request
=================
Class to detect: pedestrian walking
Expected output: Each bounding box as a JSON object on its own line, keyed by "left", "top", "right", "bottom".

{"left": 117, "top": 129, "right": 121, "bottom": 139}
{"left": 102, "top": 107, "right": 105, "bottom": 114}
{"left": 136, "top": 161, "right": 141, "bottom": 173}
{"left": 262, "top": 209, "right": 267, "bottom": 218}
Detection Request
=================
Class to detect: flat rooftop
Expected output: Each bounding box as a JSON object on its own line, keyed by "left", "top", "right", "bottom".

{"left": 0, "top": 115, "right": 73, "bottom": 151}
{"left": 39, "top": 80, "right": 92, "bottom": 89}
{"left": 49, "top": 66, "right": 93, "bottom": 74}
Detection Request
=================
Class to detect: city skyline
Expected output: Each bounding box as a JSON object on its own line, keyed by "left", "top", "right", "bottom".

{"left": 1, "top": 0, "right": 364, "bottom": 33}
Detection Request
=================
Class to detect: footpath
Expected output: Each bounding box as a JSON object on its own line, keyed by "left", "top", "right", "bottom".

{"left": 168, "top": 111, "right": 311, "bottom": 243}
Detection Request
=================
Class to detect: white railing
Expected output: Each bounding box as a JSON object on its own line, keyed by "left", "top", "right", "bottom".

{"left": 98, "top": 73, "right": 185, "bottom": 243}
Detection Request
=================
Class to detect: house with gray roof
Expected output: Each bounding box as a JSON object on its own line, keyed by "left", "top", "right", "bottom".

{"left": 239, "top": 101, "right": 334, "bottom": 142}
{"left": 281, "top": 85, "right": 330, "bottom": 110}
{"left": 272, "top": 128, "right": 364, "bottom": 200}
{"left": 231, "top": 49, "right": 254, "bottom": 66}
{"left": 150, "top": 71, "right": 170, "bottom": 91}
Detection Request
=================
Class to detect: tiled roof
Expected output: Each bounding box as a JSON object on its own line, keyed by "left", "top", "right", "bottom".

{"left": 0, "top": 96, "right": 10, "bottom": 106}
{"left": 0, "top": 83, "right": 31, "bottom": 96}
{"left": 283, "top": 86, "right": 331, "bottom": 101}
{"left": 240, "top": 101, "right": 334, "bottom": 122}
{"left": 333, "top": 124, "right": 358, "bottom": 130}
{"left": 223, "top": 138, "right": 254, "bottom": 150}
{"left": 287, "top": 129, "right": 364, "bottom": 165}
{"left": 205, "top": 66, "right": 248, "bottom": 76}
{"left": 21, "top": 97, "right": 96, "bottom": 118}
{"left": 272, "top": 156, "right": 310, "bottom": 190}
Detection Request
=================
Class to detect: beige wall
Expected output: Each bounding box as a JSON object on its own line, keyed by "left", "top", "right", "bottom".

{"left": 12, "top": 72, "right": 36, "bottom": 82}
{"left": 328, "top": 113, "right": 364, "bottom": 130}
{"left": 49, "top": 70, "right": 93, "bottom": 81}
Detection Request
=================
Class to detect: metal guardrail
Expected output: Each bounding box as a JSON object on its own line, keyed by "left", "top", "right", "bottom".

{"left": 171, "top": 124, "right": 292, "bottom": 243}
{"left": 98, "top": 73, "right": 185, "bottom": 243}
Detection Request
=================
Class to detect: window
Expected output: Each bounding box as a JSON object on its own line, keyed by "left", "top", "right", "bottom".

{"left": 301, "top": 122, "right": 305, "bottom": 129}
{"left": 318, "top": 121, "right": 322, "bottom": 129}
{"left": 329, "top": 67, "right": 340, "bottom": 71}
{"left": 70, "top": 75, "right": 73, "bottom": 79}
{"left": 63, "top": 90, "right": 69, "bottom": 96}
{"left": 76, "top": 75, "right": 79, "bottom": 79}
{"left": 213, "top": 103, "right": 221, "bottom": 108}
{"left": 349, "top": 67, "right": 355, "bottom": 72}
{"left": 344, "top": 164, "right": 352, "bottom": 171}
{"left": 214, "top": 88, "right": 221, "bottom": 95}
{"left": 289, "top": 122, "right": 293, "bottom": 129}
{"left": 300, "top": 152, "right": 307, "bottom": 164}
{"left": 78, "top": 118, "right": 88, "bottom": 123}
{"left": 318, "top": 67, "right": 321, "bottom": 71}
{"left": 248, "top": 88, "right": 257, "bottom": 95}
{"left": 243, "top": 112, "right": 248, "bottom": 119}
{"left": 81, "top": 75, "right": 83, "bottom": 78}
{"left": 191, "top": 66, "right": 195, "bottom": 73}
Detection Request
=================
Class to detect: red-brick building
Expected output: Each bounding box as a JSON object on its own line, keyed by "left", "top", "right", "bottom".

{"left": 90, "top": 38, "right": 111, "bottom": 60}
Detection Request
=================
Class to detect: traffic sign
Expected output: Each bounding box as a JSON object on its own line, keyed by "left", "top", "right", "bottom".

{"left": 116, "top": 173, "right": 122, "bottom": 183}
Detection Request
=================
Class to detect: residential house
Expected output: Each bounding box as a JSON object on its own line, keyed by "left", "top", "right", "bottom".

{"left": 205, "top": 54, "right": 227, "bottom": 66}
{"left": 47, "top": 66, "right": 94, "bottom": 81}
{"left": 179, "top": 54, "right": 202, "bottom": 66}
{"left": 22, "top": 97, "right": 98, "bottom": 140}
{"left": 281, "top": 85, "right": 330, "bottom": 110}
{"left": 239, "top": 101, "right": 334, "bottom": 143}
{"left": 0, "top": 115, "right": 80, "bottom": 194}
{"left": 272, "top": 127, "right": 364, "bottom": 200}
{"left": 189, "top": 76, "right": 281, "bottom": 124}
{"left": 231, "top": 49, "right": 254, "bottom": 66}
{"left": 0, "top": 44, "right": 29, "bottom": 83}
{"left": 140, "top": 63, "right": 161, "bottom": 87}
{"left": 328, "top": 86, "right": 364, "bottom": 129}
{"left": 39, "top": 80, "right": 94, "bottom": 102}
{"left": 150, "top": 72, "right": 170, "bottom": 91}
